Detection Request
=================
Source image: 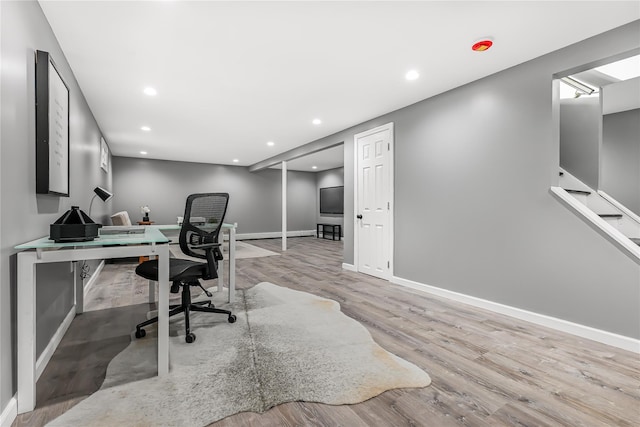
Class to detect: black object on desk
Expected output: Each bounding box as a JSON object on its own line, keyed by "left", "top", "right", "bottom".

{"left": 317, "top": 223, "right": 341, "bottom": 240}
{"left": 50, "top": 206, "right": 101, "bottom": 242}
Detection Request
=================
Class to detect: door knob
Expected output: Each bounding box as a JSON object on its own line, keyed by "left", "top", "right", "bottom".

{"left": 356, "top": 214, "right": 363, "bottom": 219}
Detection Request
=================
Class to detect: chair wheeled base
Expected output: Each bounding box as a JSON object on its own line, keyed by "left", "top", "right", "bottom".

{"left": 136, "top": 280, "right": 236, "bottom": 343}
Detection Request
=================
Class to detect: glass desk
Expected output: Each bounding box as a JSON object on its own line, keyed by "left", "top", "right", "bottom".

{"left": 15, "top": 227, "right": 171, "bottom": 414}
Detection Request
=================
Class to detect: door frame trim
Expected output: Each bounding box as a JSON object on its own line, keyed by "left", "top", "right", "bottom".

{"left": 353, "top": 122, "right": 394, "bottom": 280}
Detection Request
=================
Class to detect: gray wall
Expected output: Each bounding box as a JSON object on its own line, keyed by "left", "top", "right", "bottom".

{"left": 1, "top": 0, "right": 112, "bottom": 409}
{"left": 602, "top": 77, "right": 640, "bottom": 114}
{"left": 316, "top": 167, "right": 345, "bottom": 236}
{"left": 601, "top": 109, "right": 640, "bottom": 215}
{"left": 111, "top": 157, "right": 317, "bottom": 234}
{"left": 288, "top": 21, "right": 640, "bottom": 339}
{"left": 286, "top": 169, "right": 318, "bottom": 233}
{"left": 559, "top": 97, "right": 601, "bottom": 189}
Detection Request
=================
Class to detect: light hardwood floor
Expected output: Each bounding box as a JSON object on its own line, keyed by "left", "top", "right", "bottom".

{"left": 14, "top": 237, "right": 640, "bottom": 426}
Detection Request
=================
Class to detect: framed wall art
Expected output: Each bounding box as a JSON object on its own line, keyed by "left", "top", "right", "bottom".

{"left": 35, "top": 50, "right": 70, "bottom": 196}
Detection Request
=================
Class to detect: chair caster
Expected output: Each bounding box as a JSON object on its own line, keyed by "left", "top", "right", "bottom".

{"left": 228, "top": 315, "right": 237, "bottom": 323}
{"left": 170, "top": 282, "right": 181, "bottom": 294}
{"left": 186, "top": 333, "right": 196, "bottom": 343}
{"left": 135, "top": 328, "right": 146, "bottom": 339}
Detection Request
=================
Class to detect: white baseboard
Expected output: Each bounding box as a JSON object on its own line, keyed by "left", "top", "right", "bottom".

{"left": 83, "top": 260, "right": 105, "bottom": 293}
{"left": 237, "top": 230, "right": 316, "bottom": 240}
{"left": 0, "top": 397, "right": 16, "bottom": 427}
{"left": 342, "top": 263, "right": 357, "bottom": 272}
{"left": 35, "top": 306, "right": 75, "bottom": 380}
{"left": 391, "top": 275, "right": 640, "bottom": 353}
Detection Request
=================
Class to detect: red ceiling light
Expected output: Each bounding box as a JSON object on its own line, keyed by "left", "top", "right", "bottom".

{"left": 472, "top": 39, "right": 493, "bottom": 52}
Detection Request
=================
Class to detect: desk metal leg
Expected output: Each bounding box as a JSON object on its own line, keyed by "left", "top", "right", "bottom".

{"left": 148, "top": 255, "right": 157, "bottom": 303}
{"left": 217, "top": 235, "right": 224, "bottom": 294}
{"left": 73, "top": 261, "right": 83, "bottom": 314}
{"left": 157, "top": 245, "right": 170, "bottom": 375}
{"left": 148, "top": 280, "right": 155, "bottom": 303}
{"left": 229, "top": 226, "right": 236, "bottom": 303}
{"left": 17, "top": 251, "right": 37, "bottom": 413}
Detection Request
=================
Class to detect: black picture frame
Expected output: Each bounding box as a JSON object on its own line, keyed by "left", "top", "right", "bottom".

{"left": 35, "top": 50, "right": 70, "bottom": 196}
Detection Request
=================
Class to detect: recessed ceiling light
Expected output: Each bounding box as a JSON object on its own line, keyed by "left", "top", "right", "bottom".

{"left": 472, "top": 39, "right": 493, "bottom": 52}
{"left": 312, "top": 118, "right": 322, "bottom": 125}
{"left": 405, "top": 70, "right": 419, "bottom": 81}
{"left": 233, "top": 159, "right": 239, "bottom": 163}
{"left": 143, "top": 87, "right": 157, "bottom": 96}
{"left": 267, "top": 141, "right": 275, "bottom": 146}
{"left": 140, "top": 151, "right": 147, "bottom": 155}
{"left": 312, "top": 166, "right": 318, "bottom": 170}
{"left": 141, "top": 126, "right": 151, "bottom": 131}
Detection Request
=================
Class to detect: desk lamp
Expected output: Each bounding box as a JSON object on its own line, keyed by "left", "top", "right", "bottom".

{"left": 88, "top": 186, "right": 113, "bottom": 219}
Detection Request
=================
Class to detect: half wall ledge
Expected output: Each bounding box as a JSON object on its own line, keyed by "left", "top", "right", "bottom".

{"left": 550, "top": 186, "right": 640, "bottom": 265}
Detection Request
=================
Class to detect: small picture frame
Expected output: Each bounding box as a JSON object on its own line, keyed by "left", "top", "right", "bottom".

{"left": 100, "top": 137, "right": 109, "bottom": 172}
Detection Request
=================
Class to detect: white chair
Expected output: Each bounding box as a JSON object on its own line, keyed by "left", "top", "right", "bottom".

{"left": 110, "top": 211, "right": 132, "bottom": 226}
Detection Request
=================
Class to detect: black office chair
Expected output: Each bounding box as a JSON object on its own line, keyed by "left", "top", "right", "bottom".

{"left": 135, "top": 193, "right": 236, "bottom": 343}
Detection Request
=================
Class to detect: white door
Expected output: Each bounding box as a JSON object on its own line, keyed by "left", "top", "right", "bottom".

{"left": 355, "top": 123, "right": 393, "bottom": 280}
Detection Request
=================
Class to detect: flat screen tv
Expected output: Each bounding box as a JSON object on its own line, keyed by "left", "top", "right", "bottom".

{"left": 320, "top": 186, "right": 344, "bottom": 215}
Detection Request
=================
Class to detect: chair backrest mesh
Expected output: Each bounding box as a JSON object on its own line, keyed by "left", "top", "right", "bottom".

{"left": 179, "top": 193, "right": 229, "bottom": 260}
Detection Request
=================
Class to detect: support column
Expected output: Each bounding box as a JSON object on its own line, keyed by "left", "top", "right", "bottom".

{"left": 282, "top": 160, "right": 287, "bottom": 251}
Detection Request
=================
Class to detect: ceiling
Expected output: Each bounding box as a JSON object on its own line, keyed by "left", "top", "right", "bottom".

{"left": 560, "top": 54, "right": 640, "bottom": 98}
{"left": 38, "top": 1, "right": 639, "bottom": 171}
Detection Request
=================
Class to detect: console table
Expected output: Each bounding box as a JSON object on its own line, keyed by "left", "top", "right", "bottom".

{"left": 316, "top": 223, "right": 341, "bottom": 240}
{"left": 15, "top": 227, "right": 171, "bottom": 414}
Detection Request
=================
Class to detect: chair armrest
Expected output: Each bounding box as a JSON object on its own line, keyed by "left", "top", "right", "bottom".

{"left": 194, "top": 243, "right": 223, "bottom": 280}
{"left": 190, "top": 242, "right": 221, "bottom": 249}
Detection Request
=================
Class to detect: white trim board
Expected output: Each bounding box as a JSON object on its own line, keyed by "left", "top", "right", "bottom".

{"left": 342, "top": 263, "right": 357, "bottom": 272}
{"left": 35, "top": 306, "right": 75, "bottom": 381}
{"left": 0, "top": 397, "right": 17, "bottom": 427}
{"left": 550, "top": 187, "right": 640, "bottom": 264}
{"left": 392, "top": 275, "right": 640, "bottom": 353}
